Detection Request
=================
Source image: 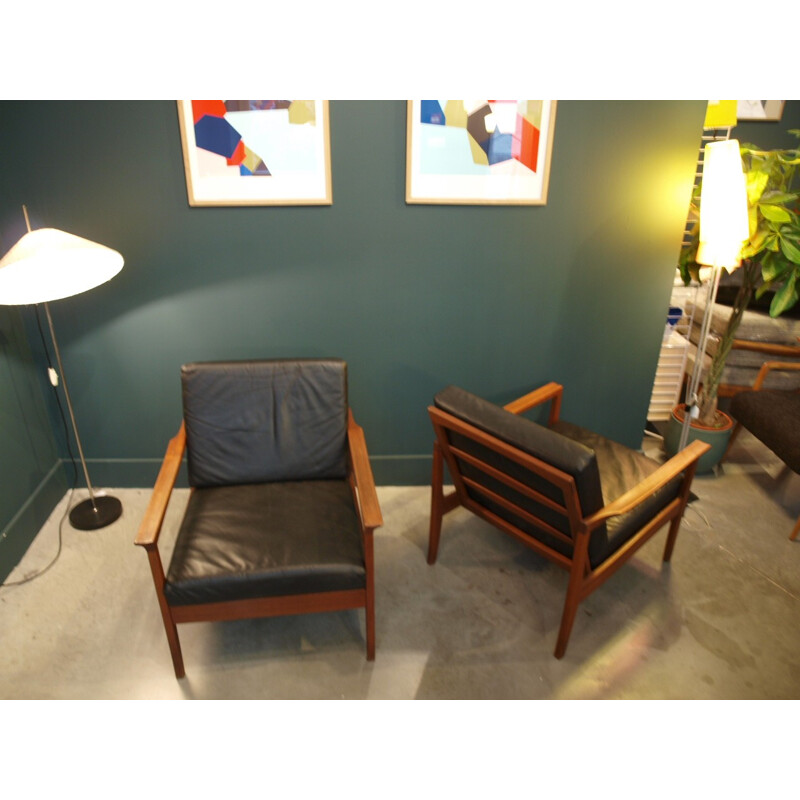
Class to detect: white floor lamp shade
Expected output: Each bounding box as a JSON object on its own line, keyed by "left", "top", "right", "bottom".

{"left": 0, "top": 210, "right": 124, "bottom": 530}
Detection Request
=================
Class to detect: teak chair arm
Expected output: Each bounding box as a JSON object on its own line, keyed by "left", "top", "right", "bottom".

{"left": 347, "top": 410, "right": 383, "bottom": 531}
{"left": 503, "top": 382, "right": 563, "bottom": 424}
{"left": 752, "top": 360, "right": 800, "bottom": 391}
{"left": 581, "top": 439, "right": 710, "bottom": 531}
{"left": 732, "top": 338, "right": 800, "bottom": 358}
{"left": 135, "top": 423, "right": 186, "bottom": 550}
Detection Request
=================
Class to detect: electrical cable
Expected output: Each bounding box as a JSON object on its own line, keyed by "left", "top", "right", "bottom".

{"left": 0, "top": 305, "right": 79, "bottom": 588}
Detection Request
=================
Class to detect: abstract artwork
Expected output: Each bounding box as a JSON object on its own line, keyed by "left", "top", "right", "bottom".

{"left": 177, "top": 100, "right": 332, "bottom": 206}
{"left": 405, "top": 100, "right": 557, "bottom": 205}
{"left": 736, "top": 101, "right": 785, "bottom": 122}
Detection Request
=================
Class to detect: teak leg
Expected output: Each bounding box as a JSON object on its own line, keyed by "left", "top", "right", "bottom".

{"left": 146, "top": 548, "right": 185, "bottom": 679}
{"left": 554, "top": 537, "right": 590, "bottom": 659}
{"left": 791, "top": 514, "right": 800, "bottom": 541}
{"left": 428, "top": 443, "right": 445, "bottom": 564}
{"left": 662, "top": 515, "right": 683, "bottom": 562}
{"left": 364, "top": 532, "right": 376, "bottom": 661}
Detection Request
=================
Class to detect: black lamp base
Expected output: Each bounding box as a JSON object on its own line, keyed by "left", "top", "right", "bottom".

{"left": 69, "top": 495, "right": 123, "bottom": 530}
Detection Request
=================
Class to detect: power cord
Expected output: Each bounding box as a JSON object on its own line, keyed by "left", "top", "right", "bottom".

{"left": 0, "top": 306, "right": 79, "bottom": 588}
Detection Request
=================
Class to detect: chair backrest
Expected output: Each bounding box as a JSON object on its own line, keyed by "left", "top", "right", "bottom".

{"left": 182, "top": 359, "right": 349, "bottom": 487}
{"left": 431, "top": 386, "right": 606, "bottom": 559}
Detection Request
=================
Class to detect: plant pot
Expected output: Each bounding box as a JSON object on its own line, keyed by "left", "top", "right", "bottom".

{"left": 663, "top": 404, "right": 735, "bottom": 474}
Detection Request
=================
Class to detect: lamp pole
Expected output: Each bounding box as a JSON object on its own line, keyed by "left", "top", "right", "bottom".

{"left": 20, "top": 206, "right": 122, "bottom": 530}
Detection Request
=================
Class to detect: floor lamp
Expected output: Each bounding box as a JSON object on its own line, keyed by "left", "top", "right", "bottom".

{"left": 678, "top": 139, "right": 749, "bottom": 450}
{"left": 0, "top": 207, "right": 124, "bottom": 530}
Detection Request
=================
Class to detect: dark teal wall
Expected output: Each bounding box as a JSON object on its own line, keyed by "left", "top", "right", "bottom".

{"left": 733, "top": 102, "right": 800, "bottom": 150}
{"left": 0, "top": 305, "right": 68, "bottom": 580}
{"left": 1, "top": 100, "right": 705, "bottom": 506}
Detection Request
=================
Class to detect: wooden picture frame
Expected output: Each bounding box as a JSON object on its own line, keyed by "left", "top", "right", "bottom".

{"left": 737, "top": 101, "right": 785, "bottom": 122}
{"left": 405, "top": 100, "right": 557, "bottom": 205}
{"left": 177, "top": 100, "right": 332, "bottom": 206}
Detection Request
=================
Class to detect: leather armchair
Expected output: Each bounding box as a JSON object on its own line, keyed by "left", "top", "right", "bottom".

{"left": 728, "top": 360, "right": 800, "bottom": 540}
{"left": 136, "top": 359, "right": 382, "bottom": 678}
{"left": 427, "top": 382, "right": 710, "bottom": 658}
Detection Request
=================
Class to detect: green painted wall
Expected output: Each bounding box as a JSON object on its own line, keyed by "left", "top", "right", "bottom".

{"left": 732, "top": 102, "right": 800, "bottom": 150}
{"left": 0, "top": 99, "right": 709, "bottom": 577}
{"left": 0, "top": 305, "right": 68, "bottom": 581}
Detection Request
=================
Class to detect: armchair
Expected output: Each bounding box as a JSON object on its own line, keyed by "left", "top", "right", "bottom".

{"left": 728, "top": 360, "right": 800, "bottom": 540}
{"left": 427, "top": 382, "right": 710, "bottom": 658}
{"left": 135, "top": 359, "right": 382, "bottom": 678}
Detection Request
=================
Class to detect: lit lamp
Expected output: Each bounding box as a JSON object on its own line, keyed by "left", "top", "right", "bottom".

{"left": 679, "top": 139, "right": 750, "bottom": 450}
{"left": 0, "top": 207, "right": 124, "bottom": 529}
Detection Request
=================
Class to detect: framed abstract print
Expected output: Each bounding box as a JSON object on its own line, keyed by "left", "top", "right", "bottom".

{"left": 406, "top": 100, "right": 557, "bottom": 205}
{"left": 177, "top": 100, "right": 332, "bottom": 206}
{"left": 736, "top": 101, "right": 785, "bottom": 122}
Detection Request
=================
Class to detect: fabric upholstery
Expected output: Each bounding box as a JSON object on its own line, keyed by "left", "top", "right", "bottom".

{"left": 165, "top": 480, "right": 364, "bottom": 606}
{"left": 434, "top": 386, "right": 683, "bottom": 569}
{"left": 182, "top": 359, "right": 348, "bottom": 487}
{"left": 730, "top": 389, "right": 800, "bottom": 474}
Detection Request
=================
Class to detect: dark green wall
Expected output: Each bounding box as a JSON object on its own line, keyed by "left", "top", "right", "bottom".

{"left": 733, "top": 102, "right": 800, "bottom": 150}
{"left": 0, "top": 305, "right": 68, "bottom": 580}
{"left": 0, "top": 99, "right": 709, "bottom": 577}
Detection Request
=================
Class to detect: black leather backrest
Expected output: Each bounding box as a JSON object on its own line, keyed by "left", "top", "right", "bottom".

{"left": 433, "top": 386, "right": 605, "bottom": 536}
{"left": 182, "top": 359, "right": 348, "bottom": 487}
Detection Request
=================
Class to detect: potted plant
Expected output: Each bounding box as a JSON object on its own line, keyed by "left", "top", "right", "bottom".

{"left": 665, "top": 133, "right": 800, "bottom": 469}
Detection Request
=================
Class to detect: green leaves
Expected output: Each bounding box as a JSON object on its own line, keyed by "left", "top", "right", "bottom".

{"left": 761, "top": 190, "right": 798, "bottom": 206}
{"left": 760, "top": 203, "right": 792, "bottom": 223}
{"left": 770, "top": 270, "right": 798, "bottom": 317}
{"left": 780, "top": 232, "right": 800, "bottom": 264}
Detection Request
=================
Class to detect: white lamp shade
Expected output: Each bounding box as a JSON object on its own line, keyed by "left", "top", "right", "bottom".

{"left": 0, "top": 228, "right": 124, "bottom": 305}
{"left": 696, "top": 139, "right": 749, "bottom": 271}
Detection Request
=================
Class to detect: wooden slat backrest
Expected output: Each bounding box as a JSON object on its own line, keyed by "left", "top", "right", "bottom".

{"left": 429, "top": 406, "right": 587, "bottom": 548}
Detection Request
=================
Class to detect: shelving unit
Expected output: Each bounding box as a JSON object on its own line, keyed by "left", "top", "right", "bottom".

{"left": 647, "top": 282, "right": 693, "bottom": 422}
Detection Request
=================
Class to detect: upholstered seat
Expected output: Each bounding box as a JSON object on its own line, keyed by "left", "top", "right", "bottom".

{"left": 730, "top": 390, "right": 800, "bottom": 474}
{"left": 164, "top": 480, "right": 365, "bottom": 606}
{"left": 136, "top": 359, "right": 382, "bottom": 677}
{"left": 727, "top": 359, "right": 800, "bottom": 539}
{"left": 427, "top": 382, "right": 709, "bottom": 658}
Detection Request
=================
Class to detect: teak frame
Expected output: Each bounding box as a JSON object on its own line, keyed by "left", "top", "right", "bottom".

{"left": 427, "top": 382, "right": 710, "bottom": 659}
{"left": 135, "top": 410, "right": 383, "bottom": 678}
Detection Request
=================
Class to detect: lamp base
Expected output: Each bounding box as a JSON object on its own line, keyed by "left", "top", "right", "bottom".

{"left": 69, "top": 495, "right": 123, "bottom": 530}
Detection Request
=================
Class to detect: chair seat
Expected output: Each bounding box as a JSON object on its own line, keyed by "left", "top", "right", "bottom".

{"left": 730, "top": 390, "right": 800, "bottom": 474}
{"left": 165, "top": 480, "right": 365, "bottom": 606}
{"left": 551, "top": 421, "right": 683, "bottom": 566}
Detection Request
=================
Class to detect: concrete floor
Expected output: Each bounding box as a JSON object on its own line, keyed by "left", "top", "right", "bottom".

{"left": 1, "top": 429, "right": 799, "bottom": 701}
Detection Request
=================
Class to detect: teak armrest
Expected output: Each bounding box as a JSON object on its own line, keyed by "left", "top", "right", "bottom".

{"left": 135, "top": 423, "right": 186, "bottom": 549}
{"left": 347, "top": 410, "right": 383, "bottom": 531}
{"left": 752, "top": 360, "right": 800, "bottom": 391}
{"left": 504, "top": 382, "right": 563, "bottom": 424}
{"left": 732, "top": 339, "right": 800, "bottom": 358}
{"left": 582, "top": 439, "right": 710, "bottom": 531}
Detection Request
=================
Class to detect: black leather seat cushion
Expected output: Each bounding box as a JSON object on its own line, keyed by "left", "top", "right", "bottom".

{"left": 164, "top": 480, "right": 365, "bottom": 606}
{"left": 434, "top": 386, "right": 683, "bottom": 569}
{"left": 551, "top": 420, "right": 683, "bottom": 566}
{"left": 182, "top": 359, "right": 348, "bottom": 488}
{"left": 730, "top": 390, "right": 800, "bottom": 474}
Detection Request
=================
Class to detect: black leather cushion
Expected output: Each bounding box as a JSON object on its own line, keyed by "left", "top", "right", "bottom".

{"left": 730, "top": 389, "right": 800, "bottom": 474}
{"left": 434, "top": 386, "right": 683, "bottom": 569}
{"left": 551, "top": 420, "right": 683, "bottom": 566}
{"left": 182, "top": 359, "right": 348, "bottom": 487}
{"left": 164, "top": 480, "right": 364, "bottom": 606}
